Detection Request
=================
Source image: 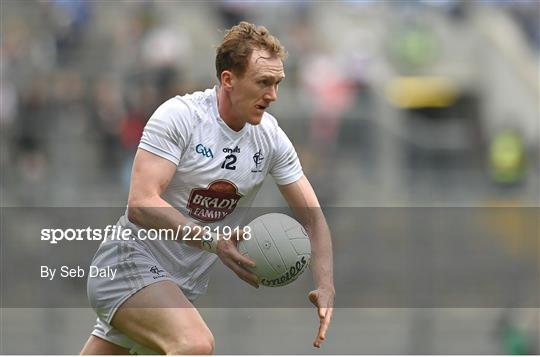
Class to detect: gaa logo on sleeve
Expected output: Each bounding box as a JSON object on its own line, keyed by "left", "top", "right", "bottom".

{"left": 187, "top": 180, "right": 242, "bottom": 222}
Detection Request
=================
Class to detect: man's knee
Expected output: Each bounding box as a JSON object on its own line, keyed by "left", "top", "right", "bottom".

{"left": 165, "top": 330, "right": 214, "bottom": 355}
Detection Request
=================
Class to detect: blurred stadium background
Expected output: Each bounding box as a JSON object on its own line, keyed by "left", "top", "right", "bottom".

{"left": 1, "top": 0, "right": 539, "bottom": 354}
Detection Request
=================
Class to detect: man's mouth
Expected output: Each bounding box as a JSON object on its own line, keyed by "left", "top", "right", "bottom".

{"left": 255, "top": 104, "right": 267, "bottom": 110}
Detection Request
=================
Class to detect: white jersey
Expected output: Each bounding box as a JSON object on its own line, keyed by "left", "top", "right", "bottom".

{"left": 122, "top": 86, "right": 303, "bottom": 296}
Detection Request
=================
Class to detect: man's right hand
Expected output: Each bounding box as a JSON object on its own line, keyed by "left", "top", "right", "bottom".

{"left": 216, "top": 236, "right": 259, "bottom": 288}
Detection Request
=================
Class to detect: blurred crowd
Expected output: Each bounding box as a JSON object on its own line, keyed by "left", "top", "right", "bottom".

{"left": 0, "top": 1, "right": 367, "bottom": 204}
{"left": 1, "top": 1, "right": 538, "bottom": 206}
{"left": 2, "top": 2, "right": 199, "bottom": 197}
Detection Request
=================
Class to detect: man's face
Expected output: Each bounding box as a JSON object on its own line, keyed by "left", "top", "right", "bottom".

{"left": 228, "top": 49, "right": 285, "bottom": 126}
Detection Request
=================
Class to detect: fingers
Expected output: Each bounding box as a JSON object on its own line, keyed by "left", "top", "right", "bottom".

{"left": 221, "top": 232, "right": 256, "bottom": 267}
{"left": 218, "top": 239, "right": 256, "bottom": 267}
{"left": 226, "top": 242, "right": 256, "bottom": 268}
{"left": 233, "top": 250, "right": 257, "bottom": 269}
{"left": 313, "top": 319, "right": 325, "bottom": 348}
{"left": 313, "top": 307, "right": 333, "bottom": 348}
{"left": 308, "top": 291, "right": 327, "bottom": 318}
{"left": 223, "top": 258, "right": 259, "bottom": 288}
{"left": 308, "top": 290, "right": 334, "bottom": 348}
{"left": 218, "top": 240, "right": 259, "bottom": 288}
{"left": 319, "top": 307, "right": 333, "bottom": 340}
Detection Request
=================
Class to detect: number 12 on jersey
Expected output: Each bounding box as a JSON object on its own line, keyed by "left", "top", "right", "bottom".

{"left": 221, "top": 154, "right": 237, "bottom": 170}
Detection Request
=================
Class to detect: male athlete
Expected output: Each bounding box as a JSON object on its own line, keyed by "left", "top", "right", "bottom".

{"left": 81, "top": 22, "right": 334, "bottom": 355}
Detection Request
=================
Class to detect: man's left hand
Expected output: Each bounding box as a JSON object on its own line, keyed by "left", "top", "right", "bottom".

{"left": 308, "top": 287, "right": 335, "bottom": 348}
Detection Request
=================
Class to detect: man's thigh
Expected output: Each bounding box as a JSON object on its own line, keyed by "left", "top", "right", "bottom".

{"left": 80, "top": 335, "right": 130, "bottom": 355}
{"left": 111, "top": 280, "right": 213, "bottom": 354}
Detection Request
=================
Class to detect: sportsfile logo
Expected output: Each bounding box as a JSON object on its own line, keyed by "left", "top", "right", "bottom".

{"left": 195, "top": 143, "right": 213, "bottom": 159}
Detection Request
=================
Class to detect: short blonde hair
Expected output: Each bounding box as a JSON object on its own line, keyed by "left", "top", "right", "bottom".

{"left": 215, "top": 21, "right": 287, "bottom": 82}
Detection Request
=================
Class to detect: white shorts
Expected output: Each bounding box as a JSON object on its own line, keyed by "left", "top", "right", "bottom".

{"left": 91, "top": 317, "right": 159, "bottom": 354}
{"left": 87, "top": 238, "right": 199, "bottom": 354}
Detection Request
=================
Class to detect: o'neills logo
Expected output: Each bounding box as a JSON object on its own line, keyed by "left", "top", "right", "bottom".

{"left": 187, "top": 180, "right": 242, "bottom": 222}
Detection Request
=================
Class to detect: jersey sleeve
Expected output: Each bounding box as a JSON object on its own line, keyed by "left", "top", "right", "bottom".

{"left": 138, "top": 97, "right": 191, "bottom": 165}
{"left": 270, "top": 125, "right": 303, "bottom": 186}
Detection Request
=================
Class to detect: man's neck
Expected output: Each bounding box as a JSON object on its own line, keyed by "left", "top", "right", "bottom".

{"left": 216, "top": 86, "right": 244, "bottom": 132}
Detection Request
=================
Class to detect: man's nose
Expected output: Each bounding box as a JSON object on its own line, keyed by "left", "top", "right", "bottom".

{"left": 264, "top": 85, "right": 278, "bottom": 102}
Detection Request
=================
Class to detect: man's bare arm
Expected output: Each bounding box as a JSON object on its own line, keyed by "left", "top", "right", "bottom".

{"left": 127, "top": 149, "right": 196, "bottom": 240}
{"left": 278, "top": 175, "right": 335, "bottom": 347}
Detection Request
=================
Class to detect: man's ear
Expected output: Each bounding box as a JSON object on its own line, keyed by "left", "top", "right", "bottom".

{"left": 221, "top": 70, "right": 234, "bottom": 91}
